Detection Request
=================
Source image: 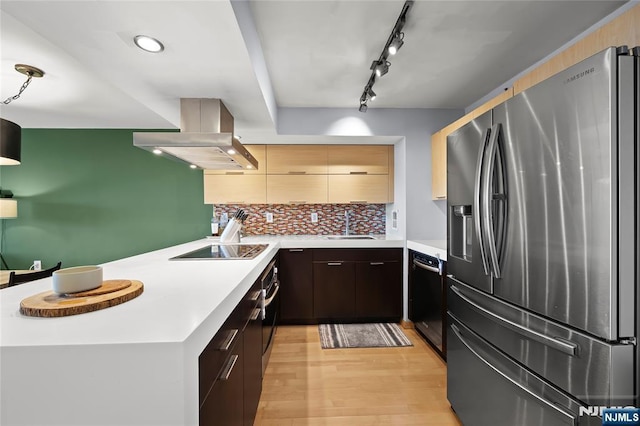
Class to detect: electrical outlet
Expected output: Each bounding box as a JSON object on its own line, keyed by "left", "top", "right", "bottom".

{"left": 266, "top": 212, "right": 274, "bottom": 223}
{"left": 311, "top": 212, "right": 318, "bottom": 223}
{"left": 33, "top": 260, "right": 42, "bottom": 271}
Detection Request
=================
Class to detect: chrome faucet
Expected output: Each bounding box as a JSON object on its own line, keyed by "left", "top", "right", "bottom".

{"left": 344, "top": 210, "right": 352, "bottom": 236}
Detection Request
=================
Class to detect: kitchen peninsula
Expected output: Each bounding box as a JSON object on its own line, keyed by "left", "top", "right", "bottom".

{"left": 0, "top": 235, "right": 402, "bottom": 426}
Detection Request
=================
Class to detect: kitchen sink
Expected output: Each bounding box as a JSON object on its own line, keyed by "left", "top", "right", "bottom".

{"left": 326, "top": 235, "right": 376, "bottom": 240}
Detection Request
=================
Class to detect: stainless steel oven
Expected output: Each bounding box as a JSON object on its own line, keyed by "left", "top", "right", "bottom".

{"left": 260, "top": 259, "right": 279, "bottom": 375}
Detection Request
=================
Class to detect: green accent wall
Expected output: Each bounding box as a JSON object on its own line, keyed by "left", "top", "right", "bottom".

{"left": 0, "top": 129, "right": 210, "bottom": 270}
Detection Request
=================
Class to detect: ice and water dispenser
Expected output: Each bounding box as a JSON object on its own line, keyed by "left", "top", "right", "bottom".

{"left": 450, "top": 205, "right": 472, "bottom": 261}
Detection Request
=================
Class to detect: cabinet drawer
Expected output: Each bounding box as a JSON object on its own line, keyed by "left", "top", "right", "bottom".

{"left": 199, "top": 306, "right": 244, "bottom": 407}
{"left": 327, "top": 145, "right": 389, "bottom": 174}
{"left": 313, "top": 248, "right": 402, "bottom": 262}
{"left": 266, "top": 175, "right": 327, "bottom": 204}
{"left": 327, "top": 175, "right": 390, "bottom": 204}
{"left": 199, "top": 337, "right": 244, "bottom": 426}
{"left": 203, "top": 174, "right": 266, "bottom": 204}
{"left": 266, "top": 145, "right": 328, "bottom": 174}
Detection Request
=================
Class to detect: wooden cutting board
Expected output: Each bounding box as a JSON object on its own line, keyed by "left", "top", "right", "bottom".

{"left": 20, "top": 280, "right": 144, "bottom": 318}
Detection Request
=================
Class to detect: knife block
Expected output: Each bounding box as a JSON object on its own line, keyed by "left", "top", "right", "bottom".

{"left": 220, "top": 218, "right": 242, "bottom": 243}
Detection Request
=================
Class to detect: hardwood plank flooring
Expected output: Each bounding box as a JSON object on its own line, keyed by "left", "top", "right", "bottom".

{"left": 255, "top": 325, "right": 462, "bottom": 425}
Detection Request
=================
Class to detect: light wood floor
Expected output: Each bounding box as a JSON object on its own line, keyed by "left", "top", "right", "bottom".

{"left": 254, "top": 325, "right": 463, "bottom": 425}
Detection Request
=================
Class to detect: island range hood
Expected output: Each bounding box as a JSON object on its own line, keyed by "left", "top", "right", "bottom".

{"left": 133, "top": 98, "right": 258, "bottom": 170}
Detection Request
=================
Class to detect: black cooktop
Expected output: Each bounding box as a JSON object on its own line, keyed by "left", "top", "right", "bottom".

{"left": 170, "top": 244, "right": 268, "bottom": 260}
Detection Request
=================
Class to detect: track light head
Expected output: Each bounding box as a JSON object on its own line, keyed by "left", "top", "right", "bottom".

{"left": 359, "top": 103, "right": 368, "bottom": 113}
{"left": 367, "top": 87, "right": 376, "bottom": 101}
{"left": 388, "top": 32, "right": 404, "bottom": 55}
{"left": 371, "top": 60, "right": 390, "bottom": 78}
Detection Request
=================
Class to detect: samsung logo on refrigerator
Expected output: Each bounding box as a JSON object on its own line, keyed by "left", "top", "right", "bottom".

{"left": 564, "top": 67, "right": 596, "bottom": 84}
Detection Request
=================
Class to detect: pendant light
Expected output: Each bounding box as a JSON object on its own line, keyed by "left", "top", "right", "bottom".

{"left": 0, "top": 119, "right": 21, "bottom": 165}
{"left": 1, "top": 64, "right": 45, "bottom": 165}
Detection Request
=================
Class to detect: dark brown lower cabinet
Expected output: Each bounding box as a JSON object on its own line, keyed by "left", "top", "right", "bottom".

{"left": 355, "top": 260, "right": 402, "bottom": 320}
{"left": 243, "top": 302, "right": 262, "bottom": 426}
{"left": 278, "top": 248, "right": 314, "bottom": 323}
{"left": 311, "top": 248, "right": 403, "bottom": 322}
{"left": 199, "top": 260, "right": 269, "bottom": 426}
{"left": 200, "top": 337, "right": 244, "bottom": 426}
{"left": 313, "top": 261, "right": 356, "bottom": 320}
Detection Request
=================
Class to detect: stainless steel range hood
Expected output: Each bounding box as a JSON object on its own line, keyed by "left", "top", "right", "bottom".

{"left": 133, "top": 98, "right": 258, "bottom": 170}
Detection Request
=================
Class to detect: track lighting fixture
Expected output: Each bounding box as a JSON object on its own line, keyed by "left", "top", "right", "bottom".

{"left": 358, "top": 1, "right": 413, "bottom": 112}
{"left": 388, "top": 32, "right": 404, "bottom": 55}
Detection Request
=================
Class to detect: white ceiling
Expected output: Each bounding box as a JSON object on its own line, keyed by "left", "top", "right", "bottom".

{"left": 0, "top": 0, "right": 628, "bottom": 140}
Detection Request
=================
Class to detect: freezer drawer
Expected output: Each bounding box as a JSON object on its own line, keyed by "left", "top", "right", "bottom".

{"left": 448, "top": 277, "right": 635, "bottom": 406}
{"left": 448, "top": 314, "right": 601, "bottom": 426}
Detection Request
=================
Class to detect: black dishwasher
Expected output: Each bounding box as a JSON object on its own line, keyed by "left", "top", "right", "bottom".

{"left": 408, "top": 249, "right": 446, "bottom": 360}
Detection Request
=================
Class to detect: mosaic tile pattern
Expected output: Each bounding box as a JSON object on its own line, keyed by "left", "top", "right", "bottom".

{"left": 212, "top": 204, "right": 386, "bottom": 236}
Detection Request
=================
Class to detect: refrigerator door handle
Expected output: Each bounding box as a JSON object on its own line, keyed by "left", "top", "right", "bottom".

{"left": 482, "top": 123, "right": 503, "bottom": 279}
{"left": 450, "top": 322, "right": 578, "bottom": 425}
{"left": 474, "top": 127, "right": 492, "bottom": 276}
{"left": 451, "top": 285, "right": 579, "bottom": 356}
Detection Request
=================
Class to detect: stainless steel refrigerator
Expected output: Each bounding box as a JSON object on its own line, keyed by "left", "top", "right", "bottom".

{"left": 446, "top": 46, "right": 638, "bottom": 425}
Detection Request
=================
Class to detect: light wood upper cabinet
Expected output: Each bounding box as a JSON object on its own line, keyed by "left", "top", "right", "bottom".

{"left": 431, "top": 131, "right": 447, "bottom": 200}
{"left": 204, "top": 145, "right": 266, "bottom": 175}
{"left": 266, "top": 145, "right": 328, "bottom": 174}
{"left": 327, "top": 145, "right": 389, "bottom": 174}
{"left": 204, "top": 144, "right": 395, "bottom": 204}
{"left": 203, "top": 173, "right": 266, "bottom": 204}
{"left": 328, "top": 175, "right": 390, "bottom": 204}
{"left": 266, "top": 175, "right": 328, "bottom": 204}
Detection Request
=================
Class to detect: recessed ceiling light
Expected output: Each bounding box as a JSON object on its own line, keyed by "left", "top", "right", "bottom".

{"left": 227, "top": 149, "right": 236, "bottom": 155}
{"left": 152, "top": 149, "right": 162, "bottom": 155}
{"left": 134, "top": 35, "right": 164, "bottom": 53}
{"left": 190, "top": 164, "right": 197, "bottom": 169}
{"left": 246, "top": 164, "right": 253, "bottom": 169}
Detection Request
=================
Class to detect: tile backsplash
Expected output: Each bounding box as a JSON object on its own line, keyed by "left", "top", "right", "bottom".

{"left": 213, "top": 204, "right": 386, "bottom": 236}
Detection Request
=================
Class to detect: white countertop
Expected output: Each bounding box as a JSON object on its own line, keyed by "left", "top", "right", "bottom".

{"left": 0, "top": 234, "right": 404, "bottom": 426}
{"left": 407, "top": 239, "right": 448, "bottom": 261}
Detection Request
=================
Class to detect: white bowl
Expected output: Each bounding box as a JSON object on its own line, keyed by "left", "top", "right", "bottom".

{"left": 52, "top": 266, "right": 103, "bottom": 294}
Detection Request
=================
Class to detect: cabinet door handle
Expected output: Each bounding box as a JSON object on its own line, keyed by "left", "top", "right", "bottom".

{"left": 349, "top": 171, "right": 368, "bottom": 175}
{"left": 288, "top": 171, "right": 307, "bottom": 175}
{"left": 436, "top": 195, "right": 446, "bottom": 199}
{"left": 219, "top": 355, "right": 239, "bottom": 381}
{"left": 288, "top": 249, "right": 304, "bottom": 252}
{"left": 370, "top": 262, "right": 384, "bottom": 266}
{"left": 289, "top": 200, "right": 307, "bottom": 204}
{"left": 349, "top": 200, "right": 367, "bottom": 204}
{"left": 249, "top": 290, "right": 261, "bottom": 301}
{"left": 327, "top": 262, "right": 343, "bottom": 266}
{"left": 225, "top": 171, "right": 245, "bottom": 175}
{"left": 219, "top": 329, "right": 238, "bottom": 351}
